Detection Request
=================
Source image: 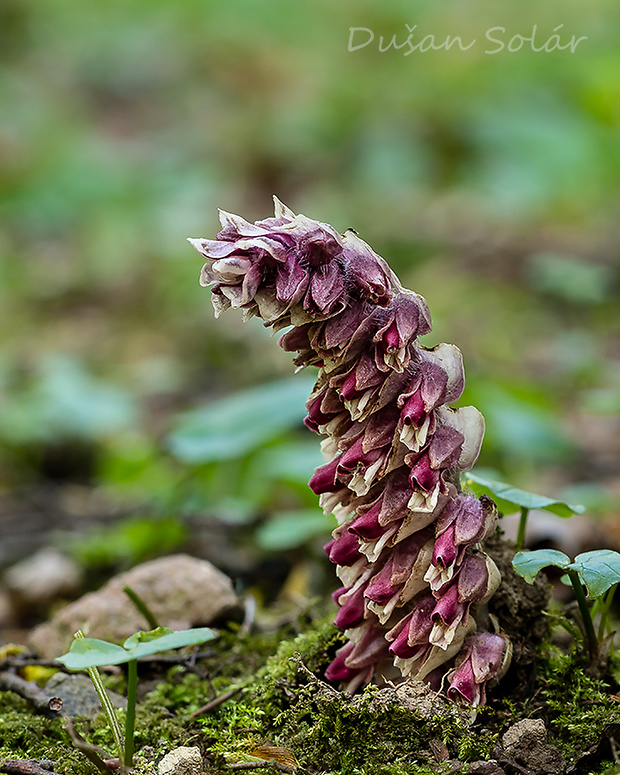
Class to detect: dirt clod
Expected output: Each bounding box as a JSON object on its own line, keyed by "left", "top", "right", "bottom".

{"left": 502, "top": 719, "right": 566, "bottom": 775}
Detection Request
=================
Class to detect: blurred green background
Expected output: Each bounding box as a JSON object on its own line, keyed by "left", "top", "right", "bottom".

{"left": 1, "top": 0, "right": 619, "bottom": 595}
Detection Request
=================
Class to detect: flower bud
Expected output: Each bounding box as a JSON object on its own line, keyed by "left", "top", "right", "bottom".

{"left": 446, "top": 633, "right": 507, "bottom": 706}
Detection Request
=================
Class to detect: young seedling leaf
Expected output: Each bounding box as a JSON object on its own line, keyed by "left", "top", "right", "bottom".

{"left": 464, "top": 471, "right": 585, "bottom": 518}
{"left": 123, "top": 627, "right": 174, "bottom": 650}
{"left": 56, "top": 638, "right": 130, "bottom": 669}
{"left": 568, "top": 550, "right": 620, "bottom": 598}
{"left": 123, "top": 627, "right": 217, "bottom": 659}
{"left": 512, "top": 549, "right": 571, "bottom": 583}
{"left": 57, "top": 627, "right": 218, "bottom": 669}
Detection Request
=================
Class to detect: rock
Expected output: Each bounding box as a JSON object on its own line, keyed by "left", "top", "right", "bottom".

{"left": 467, "top": 761, "right": 505, "bottom": 775}
{"left": 45, "top": 672, "right": 126, "bottom": 718}
{"left": 503, "top": 718, "right": 547, "bottom": 750}
{"left": 158, "top": 746, "right": 202, "bottom": 775}
{"left": 4, "top": 547, "right": 83, "bottom": 616}
{"left": 28, "top": 554, "right": 241, "bottom": 658}
{"left": 502, "top": 718, "right": 566, "bottom": 775}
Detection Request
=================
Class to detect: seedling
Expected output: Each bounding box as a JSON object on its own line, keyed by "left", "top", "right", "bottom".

{"left": 512, "top": 548, "right": 620, "bottom": 661}
{"left": 57, "top": 626, "right": 217, "bottom": 771}
{"left": 464, "top": 471, "right": 585, "bottom": 550}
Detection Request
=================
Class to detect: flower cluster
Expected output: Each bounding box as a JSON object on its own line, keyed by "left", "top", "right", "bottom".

{"left": 189, "top": 198, "right": 510, "bottom": 704}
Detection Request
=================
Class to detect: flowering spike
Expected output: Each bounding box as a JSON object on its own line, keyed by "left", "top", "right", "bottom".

{"left": 191, "top": 199, "right": 511, "bottom": 704}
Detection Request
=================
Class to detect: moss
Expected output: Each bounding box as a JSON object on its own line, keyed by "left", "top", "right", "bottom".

{"left": 536, "top": 646, "right": 620, "bottom": 760}
{"left": 0, "top": 692, "right": 96, "bottom": 775}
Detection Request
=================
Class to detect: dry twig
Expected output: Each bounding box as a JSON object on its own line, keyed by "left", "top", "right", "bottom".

{"left": 190, "top": 686, "right": 241, "bottom": 717}
{"left": 0, "top": 761, "right": 59, "bottom": 775}
{"left": 0, "top": 673, "right": 61, "bottom": 715}
{"left": 63, "top": 717, "right": 117, "bottom": 775}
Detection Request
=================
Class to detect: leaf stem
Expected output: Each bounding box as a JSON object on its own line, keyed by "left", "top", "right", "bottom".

{"left": 566, "top": 570, "right": 598, "bottom": 662}
{"left": 74, "top": 631, "right": 125, "bottom": 763}
{"left": 124, "top": 659, "right": 137, "bottom": 767}
{"left": 515, "top": 507, "right": 529, "bottom": 551}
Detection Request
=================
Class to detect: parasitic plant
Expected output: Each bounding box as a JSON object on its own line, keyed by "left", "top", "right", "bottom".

{"left": 188, "top": 198, "right": 510, "bottom": 705}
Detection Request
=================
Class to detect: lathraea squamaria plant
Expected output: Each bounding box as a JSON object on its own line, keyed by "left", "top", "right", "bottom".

{"left": 188, "top": 197, "right": 511, "bottom": 705}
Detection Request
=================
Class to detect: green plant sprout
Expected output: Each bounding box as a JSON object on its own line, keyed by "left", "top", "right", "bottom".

{"left": 56, "top": 626, "right": 217, "bottom": 771}
{"left": 464, "top": 471, "right": 585, "bottom": 550}
{"left": 512, "top": 548, "right": 620, "bottom": 662}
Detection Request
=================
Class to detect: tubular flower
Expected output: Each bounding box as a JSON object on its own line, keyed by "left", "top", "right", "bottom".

{"left": 445, "top": 632, "right": 508, "bottom": 706}
{"left": 190, "top": 198, "right": 511, "bottom": 704}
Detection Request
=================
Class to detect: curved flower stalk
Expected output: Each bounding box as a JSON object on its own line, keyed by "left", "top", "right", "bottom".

{"left": 189, "top": 197, "right": 510, "bottom": 705}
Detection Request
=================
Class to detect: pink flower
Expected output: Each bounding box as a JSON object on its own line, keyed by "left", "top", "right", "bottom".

{"left": 446, "top": 633, "right": 507, "bottom": 706}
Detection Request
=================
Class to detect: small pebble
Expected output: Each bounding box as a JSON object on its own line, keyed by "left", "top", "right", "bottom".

{"left": 158, "top": 746, "right": 203, "bottom": 775}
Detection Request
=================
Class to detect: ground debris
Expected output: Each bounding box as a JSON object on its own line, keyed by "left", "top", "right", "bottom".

{"left": 466, "top": 760, "right": 506, "bottom": 775}
{"left": 0, "top": 761, "right": 59, "bottom": 775}
{"left": 361, "top": 678, "right": 469, "bottom": 725}
{"left": 500, "top": 719, "right": 565, "bottom": 775}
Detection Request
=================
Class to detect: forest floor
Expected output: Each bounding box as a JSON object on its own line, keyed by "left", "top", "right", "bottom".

{"left": 1, "top": 523, "right": 620, "bottom": 775}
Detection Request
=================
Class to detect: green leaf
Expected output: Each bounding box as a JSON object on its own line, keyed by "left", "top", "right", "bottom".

{"left": 123, "top": 627, "right": 217, "bottom": 659}
{"left": 464, "top": 471, "right": 585, "bottom": 518}
{"left": 56, "top": 638, "right": 130, "bottom": 669}
{"left": 568, "top": 550, "right": 620, "bottom": 598}
{"left": 122, "top": 626, "right": 173, "bottom": 649}
{"left": 512, "top": 549, "right": 571, "bottom": 583}
{"left": 56, "top": 627, "right": 217, "bottom": 669}
{"left": 167, "top": 376, "right": 316, "bottom": 464}
{"left": 255, "top": 509, "right": 331, "bottom": 551}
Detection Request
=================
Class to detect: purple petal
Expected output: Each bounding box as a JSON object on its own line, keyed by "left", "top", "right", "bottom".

{"left": 309, "top": 455, "right": 341, "bottom": 494}
{"left": 408, "top": 453, "right": 441, "bottom": 493}
{"left": 347, "top": 501, "right": 384, "bottom": 541}
{"left": 334, "top": 582, "right": 367, "bottom": 629}
{"left": 469, "top": 633, "right": 506, "bottom": 683}
{"left": 428, "top": 425, "right": 464, "bottom": 470}
{"left": 364, "top": 558, "right": 397, "bottom": 605}
{"left": 456, "top": 553, "right": 491, "bottom": 602}
{"left": 344, "top": 624, "right": 391, "bottom": 669}
{"left": 431, "top": 524, "right": 459, "bottom": 570}
{"left": 399, "top": 389, "right": 426, "bottom": 427}
{"left": 325, "top": 642, "right": 357, "bottom": 682}
{"left": 431, "top": 583, "right": 464, "bottom": 627}
{"left": 276, "top": 255, "right": 308, "bottom": 304}
{"left": 447, "top": 655, "right": 479, "bottom": 704}
{"left": 456, "top": 495, "right": 497, "bottom": 545}
{"left": 341, "top": 231, "right": 394, "bottom": 306}
{"left": 325, "top": 532, "right": 362, "bottom": 567}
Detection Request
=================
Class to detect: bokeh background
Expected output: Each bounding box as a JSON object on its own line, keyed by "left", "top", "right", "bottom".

{"left": 1, "top": 0, "right": 620, "bottom": 623}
